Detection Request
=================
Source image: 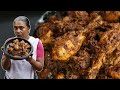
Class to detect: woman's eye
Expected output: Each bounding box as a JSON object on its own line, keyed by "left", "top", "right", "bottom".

{"left": 14, "top": 27, "right": 17, "bottom": 30}
{"left": 19, "top": 26, "right": 24, "bottom": 30}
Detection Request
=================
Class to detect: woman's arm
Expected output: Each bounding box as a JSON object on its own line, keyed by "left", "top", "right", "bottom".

{"left": 1, "top": 54, "right": 11, "bottom": 70}
{"left": 26, "top": 41, "right": 44, "bottom": 71}
{"left": 26, "top": 57, "right": 44, "bottom": 71}
{"left": 1, "top": 38, "right": 13, "bottom": 70}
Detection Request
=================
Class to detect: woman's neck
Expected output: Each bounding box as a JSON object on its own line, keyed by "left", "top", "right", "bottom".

{"left": 16, "top": 35, "right": 30, "bottom": 40}
{"left": 25, "top": 35, "right": 30, "bottom": 40}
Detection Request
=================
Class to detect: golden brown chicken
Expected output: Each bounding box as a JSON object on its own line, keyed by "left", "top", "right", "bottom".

{"left": 101, "top": 11, "right": 120, "bottom": 22}
{"left": 107, "top": 65, "right": 120, "bottom": 79}
{"left": 87, "top": 29, "right": 120, "bottom": 79}
{"left": 52, "top": 31, "right": 86, "bottom": 61}
{"left": 55, "top": 73, "right": 65, "bottom": 79}
{"left": 36, "top": 23, "right": 54, "bottom": 47}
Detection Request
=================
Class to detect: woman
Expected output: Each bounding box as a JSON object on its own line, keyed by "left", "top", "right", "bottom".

{"left": 1, "top": 16, "right": 44, "bottom": 79}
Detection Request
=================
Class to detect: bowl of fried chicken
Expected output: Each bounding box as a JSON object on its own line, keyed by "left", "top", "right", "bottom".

{"left": 3, "top": 37, "right": 33, "bottom": 60}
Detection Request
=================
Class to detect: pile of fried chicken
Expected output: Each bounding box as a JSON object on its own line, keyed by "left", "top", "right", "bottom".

{"left": 34, "top": 11, "right": 120, "bottom": 79}
{"left": 8, "top": 39, "right": 31, "bottom": 58}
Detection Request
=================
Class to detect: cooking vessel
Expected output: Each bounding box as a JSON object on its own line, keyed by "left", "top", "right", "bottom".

{"left": 2, "top": 37, "right": 33, "bottom": 60}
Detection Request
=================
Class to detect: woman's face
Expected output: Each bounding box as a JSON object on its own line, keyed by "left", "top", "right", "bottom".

{"left": 13, "top": 20, "right": 30, "bottom": 39}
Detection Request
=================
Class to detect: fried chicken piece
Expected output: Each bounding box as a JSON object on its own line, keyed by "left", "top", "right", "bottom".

{"left": 38, "top": 68, "right": 53, "bottom": 79}
{"left": 8, "top": 47, "right": 14, "bottom": 53}
{"left": 84, "top": 15, "right": 104, "bottom": 34}
{"left": 99, "top": 30, "right": 120, "bottom": 53}
{"left": 67, "top": 11, "right": 89, "bottom": 24}
{"left": 66, "top": 72, "right": 80, "bottom": 79}
{"left": 55, "top": 73, "right": 65, "bottom": 79}
{"left": 108, "top": 66, "right": 120, "bottom": 79}
{"left": 52, "top": 31, "right": 86, "bottom": 61}
{"left": 104, "top": 47, "right": 120, "bottom": 67}
{"left": 89, "top": 11, "right": 101, "bottom": 20}
{"left": 87, "top": 53, "right": 106, "bottom": 79}
{"left": 101, "top": 11, "right": 120, "bottom": 22}
{"left": 87, "top": 29, "right": 120, "bottom": 79}
{"left": 36, "top": 23, "right": 54, "bottom": 47}
{"left": 70, "top": 50, "right": 90, "bottom": 69}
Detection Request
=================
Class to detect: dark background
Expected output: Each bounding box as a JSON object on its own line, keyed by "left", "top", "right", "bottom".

{"left": 0, "top": 11, "right": 45, "bottom": 79}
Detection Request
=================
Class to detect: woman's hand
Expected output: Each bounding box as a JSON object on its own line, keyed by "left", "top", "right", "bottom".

{"left": 26, "top": 56, "right": 44, "bottom": 72}
{"left": 1, "top": 53, "right": 11, "bottom": 70}
{"left": 26, "top": 56, "right": 32, "bottom": 62}
{"left": 26, "top": 53, "right": 33, "bottom": 62}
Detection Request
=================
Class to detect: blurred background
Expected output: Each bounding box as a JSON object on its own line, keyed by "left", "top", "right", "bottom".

{"left": 0, "top": 11, "right": 45, "bottom": 79}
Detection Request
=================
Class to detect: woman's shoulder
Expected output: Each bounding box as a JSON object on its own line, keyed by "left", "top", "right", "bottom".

{"left": 29, "top": 36, "right": 39, "bottom": 41}
{"left": 30, "top": 36, "right": 42, "bottom": 43}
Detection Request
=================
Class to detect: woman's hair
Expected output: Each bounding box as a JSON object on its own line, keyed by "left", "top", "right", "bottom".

{"left": 13, "top": 16, "right": 31, "bottom": 29}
